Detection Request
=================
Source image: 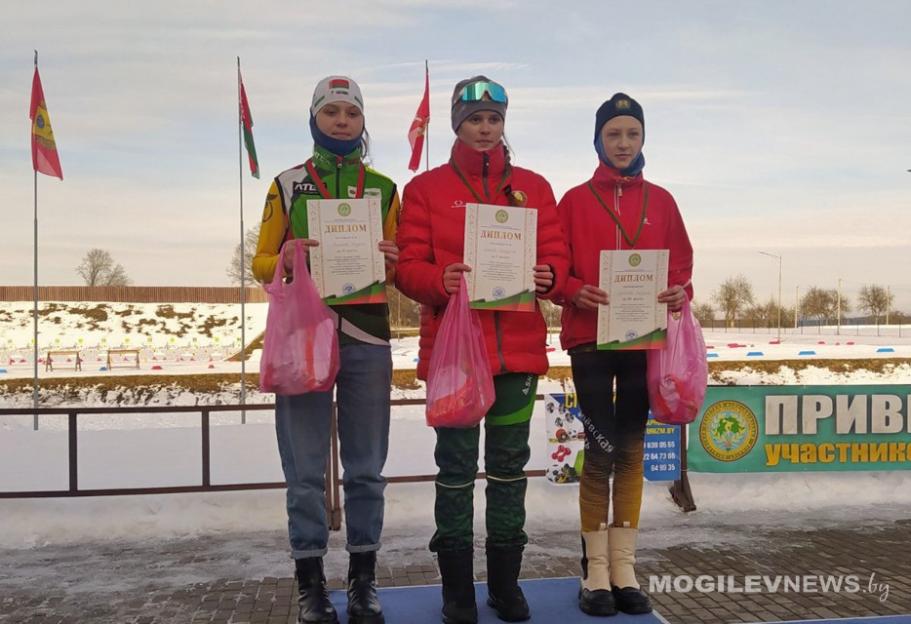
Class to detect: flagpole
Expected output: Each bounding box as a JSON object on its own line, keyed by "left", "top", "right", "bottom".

{"left": 32, "top": 50, "right": 39, "bottom": 429}
{"left": 424, "top": 59, "right": 430, "bottom": 172}
{"left": 237, "top": 57, "right": 246, "bottom": 424}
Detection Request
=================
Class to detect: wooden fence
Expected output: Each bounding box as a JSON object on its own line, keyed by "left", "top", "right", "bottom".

{"left": 0, "top": 286, "right": 267, "bottom": 304}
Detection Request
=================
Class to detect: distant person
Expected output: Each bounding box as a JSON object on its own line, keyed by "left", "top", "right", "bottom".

{"left": 556, "top": 93, "right": 694, "bottom": 616}
{"left": 395, "top": 76, "right": 569, "bottom": 624}
{"left": 252, "top": 75, "right": 400, "bottom": 624}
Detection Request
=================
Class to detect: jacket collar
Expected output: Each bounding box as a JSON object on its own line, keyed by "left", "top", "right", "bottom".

{"left": 450, "top": 139, "right": 508, "bottom": 179}
{"left": 591, "top": 161, "right": 644, "bottom": 193}
{"left": 311, "top": 144, "right": 362, "bottom": 174}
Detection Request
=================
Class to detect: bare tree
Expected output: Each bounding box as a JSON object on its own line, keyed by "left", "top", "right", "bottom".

{"left": 692, "top": 302, "right": 715, "bottom": 326}
{"left": 228, "top": 225, "right": 260, "bottom": 286}
{"left": 780, "top": 305, "right": 796, "bottom": 328}
{"left": 800, "top": 287, "right": 830, "bottom": 323}
{"left": 104, "top": 263, "right": 131, "bottom": 287}
{"left": 386, "top": 286, "right": 421, "bottom": 329}
{"left": 857, "top": 285, "right": 893, "bottom": 325}
{"left": 801, "top": 287, "right": 849, "bottom": 324}
{"left": 742, "top": 297, "right": 794, "bottom": 330}
{"left": 745, "top": 301, "right": 772, "bottom": 328}
{"left": 538, "top": 299, "right": 563, "bottom": 329}
{"left": 713, "top": 275, "right": 754, "bottom": 327}
{"left": 76, "top": 248, "right": 131, "bottom": 286}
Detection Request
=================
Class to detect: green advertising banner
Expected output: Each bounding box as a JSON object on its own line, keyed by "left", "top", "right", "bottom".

{"left": 688, "top": 385, "right": 911, "bottom": 473}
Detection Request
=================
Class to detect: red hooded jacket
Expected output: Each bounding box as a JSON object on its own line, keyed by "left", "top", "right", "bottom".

{"left": 396, "top": 140, "right": 569, "bottom": 380}
{"left": 558, "top": 163, "right": 694, "bottom": 351}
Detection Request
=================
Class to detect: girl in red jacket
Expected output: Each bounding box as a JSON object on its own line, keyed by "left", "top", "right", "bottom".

{"left": 396, "top": 76, "right": 569, "bottom": 624}
{"left": 558, "top": 93, "right": 693, "bottom": 617}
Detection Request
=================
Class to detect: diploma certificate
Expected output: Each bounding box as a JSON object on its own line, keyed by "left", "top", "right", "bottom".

{"left": 306, "top": 198, "right": 386, "bottom": 305}
{"left": 597, "top": 249, "right": 668, "bottom": 350}
{"left": 463, "top": 203, "right": 537, "bottom": 312}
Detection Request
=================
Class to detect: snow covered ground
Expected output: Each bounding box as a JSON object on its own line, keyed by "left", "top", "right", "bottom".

{"left": 0, "top": 329, "right": 909, "bottom": 411}
{"left": 1, "top": 302, "right": 909, "bottom": 554}
{"left": 1, "top": 300, "right": 909, "bottom": 380}
{"left": 0, "top": 301, "right": 268, "bottom": 351}
{"left": 1, "top": 328, "right": 909, "bottom": 380}
{"left": 4, "top": 472, "right": 910, "bottom": 552}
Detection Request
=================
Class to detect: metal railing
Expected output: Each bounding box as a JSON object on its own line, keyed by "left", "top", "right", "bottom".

{"left": 0, "top": 404, "right": 283, "bottom": 498}
{"left": 0, "top": 397, "right": 696, "bottom": 529}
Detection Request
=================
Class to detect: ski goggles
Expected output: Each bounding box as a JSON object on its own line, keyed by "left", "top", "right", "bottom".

{"left": 457, "top": 80, "right": 508, "bottom": 104}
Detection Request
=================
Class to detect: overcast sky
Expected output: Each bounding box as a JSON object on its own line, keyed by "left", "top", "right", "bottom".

{"left": 2, "top": 1, "right": 910, "bottom": 312}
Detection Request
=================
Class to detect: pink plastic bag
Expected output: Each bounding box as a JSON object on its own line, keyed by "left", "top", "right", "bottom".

{"left": 425, "top": 276, "right": 496, "bottom": 428}
{"left": 646, "top": 298, "right": 708, "bottom": 424}
{"left": 259, "top": 241, "right": 339, "bottom": 395}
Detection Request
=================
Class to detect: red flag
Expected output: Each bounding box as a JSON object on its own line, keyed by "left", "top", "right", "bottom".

{"left": 407, "top": 65, "right": 430, "bottom": 172}
{"left": 30, "top": 67, "right": 63, "bottom": 180}
{"left": 238, "top": 70, "right": 260, "bottom": 178}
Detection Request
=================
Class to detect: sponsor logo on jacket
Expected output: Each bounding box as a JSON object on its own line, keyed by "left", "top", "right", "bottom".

{"left": 293, "top": 181, "right": 318, "bottom": 194}
{"left": 350, "top": 186, "right": 383, "bottom": 199}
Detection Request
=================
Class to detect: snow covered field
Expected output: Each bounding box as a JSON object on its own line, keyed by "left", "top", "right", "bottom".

{"left": 1, "top": 302, "right": 910, "bottom": 552}
{"left": 1, "top": 300, "right": 909, "bottom": 379}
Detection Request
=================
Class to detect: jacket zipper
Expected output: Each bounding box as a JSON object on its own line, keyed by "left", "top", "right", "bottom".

{"left": 482, "top": 152, "right": 490, "bottom": 201}
{"left": 493, "top": 312, "right": 507, "bottom": 373}
{"left": 614, "top": 182, "right": 623, "bottom": 250}
{"left": 335, "top": 155, "right": 344, "bottom": 198}
{"left": 485, "top": 152, "right": 505, "bottom": 371}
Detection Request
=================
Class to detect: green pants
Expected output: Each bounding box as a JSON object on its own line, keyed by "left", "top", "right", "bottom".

{"left": 429, "top": 373, "right": 537, "bottom": 553}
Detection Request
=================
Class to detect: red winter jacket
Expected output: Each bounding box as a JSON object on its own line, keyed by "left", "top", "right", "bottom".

{"left": 396, "top": 140, "right": 569, "bottom": 380}
{"left": 557, "top": 162, "right": 694, "bottom": 351}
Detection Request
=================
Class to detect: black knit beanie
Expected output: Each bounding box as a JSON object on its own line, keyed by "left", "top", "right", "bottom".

{"left": 594, "top": 92, "right": 644, "bottom": 142}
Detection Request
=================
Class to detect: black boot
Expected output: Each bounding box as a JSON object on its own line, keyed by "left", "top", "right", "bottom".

{"left": 295, "top": 557, "right": 339, "bottom": 624}
{"left": 611, "top": 586, "right": 653, "bottom": 615}
{"left": 486, "top": 546, "right": 530, "bottom": 622}
{"left": 437, "top": 549, "right": 478, "bottom": 624}
{"left": 347, "top": 551, "right": 385, "bottom": 624}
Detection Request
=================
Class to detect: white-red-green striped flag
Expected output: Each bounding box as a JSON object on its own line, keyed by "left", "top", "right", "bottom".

{"left": 238, "top": 68, "right": 259, "bottom": 178}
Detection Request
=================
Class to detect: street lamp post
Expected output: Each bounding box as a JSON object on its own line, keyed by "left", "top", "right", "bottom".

{"left": 759, "top": 251, "right": 782, "bottom": 341}
{"left": 837, "top": 277, "right": 842, "bottom": 336}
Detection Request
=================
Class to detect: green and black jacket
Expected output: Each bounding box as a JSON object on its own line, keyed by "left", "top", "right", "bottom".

{"left": 252, "top": 145, "right": 400, "bottom": 345}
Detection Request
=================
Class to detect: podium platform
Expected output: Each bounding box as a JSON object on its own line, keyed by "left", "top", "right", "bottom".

{"left": 756, "top": 618, "right": 910, "bottom": 624}
{"left": 329, "top": 576, "right": 669, "bottom": 622}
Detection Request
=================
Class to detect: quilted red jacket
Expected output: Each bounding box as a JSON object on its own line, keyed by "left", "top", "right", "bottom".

{"left": 557, "top": 162, "right": 694, "bottom": 351}
{"left": 396, "top": 139, "right": 569, "bottom": 379}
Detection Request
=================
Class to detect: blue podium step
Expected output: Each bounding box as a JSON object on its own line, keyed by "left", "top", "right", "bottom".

{"left": 328, "top": 576, "right": 668, "bottom": 622}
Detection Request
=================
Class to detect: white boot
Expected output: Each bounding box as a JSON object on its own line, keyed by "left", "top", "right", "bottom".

{"left": 581, "top": 529, "right": 610, "bottom": 591}
{"left": 608, "top": 526, "right": 652, "bottom": 614}
{"left": 578, "top": 527, "right": 616, "bottom": 616}
{"left": 607, "top": 526, "right": 638, "bottom": 589}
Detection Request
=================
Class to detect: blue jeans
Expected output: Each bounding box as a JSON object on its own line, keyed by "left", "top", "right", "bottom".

{"left": 275, "top": 343, "right": 392, "bottom": 559}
